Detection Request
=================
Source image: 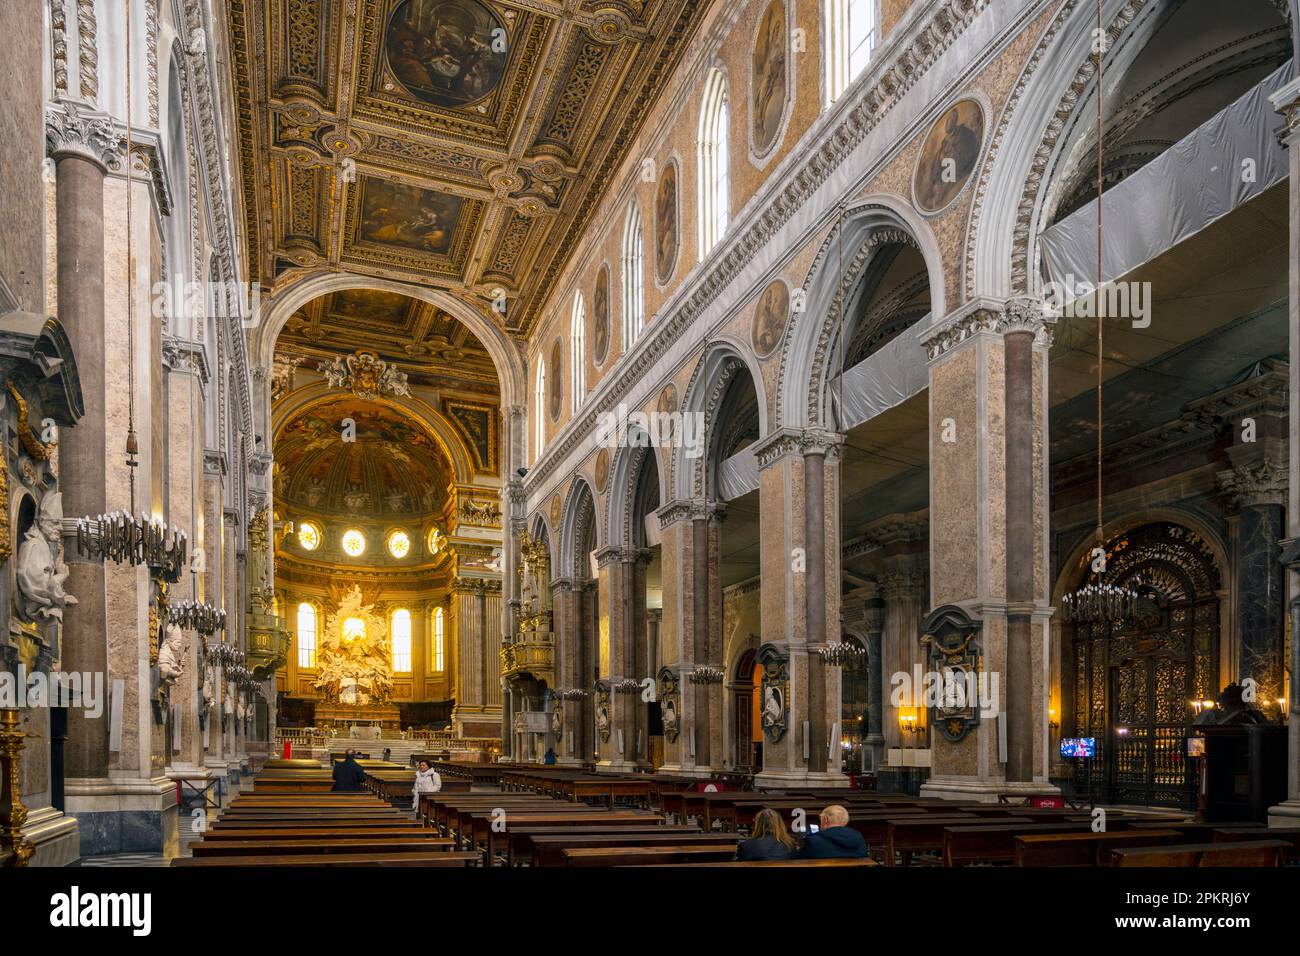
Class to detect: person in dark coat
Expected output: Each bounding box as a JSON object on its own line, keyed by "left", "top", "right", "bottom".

{"left": 737, "top": 807, "right": 798, "bottom": 861}
{"left": 331, "top": 749, "right": 367, "bottom": 792}
{"left": 798, "top": 805, "right": 868, "bottom": 859}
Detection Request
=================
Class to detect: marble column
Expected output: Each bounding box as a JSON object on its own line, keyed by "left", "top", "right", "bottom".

{"left": 1269, "top": 79, "right": 1300, "bottom": 826}
{"left": 751, "top": 429, "right": 847, "bottom": 788}
{"left": 654, "top": 503, "right": 692, "bottom": 772}
{"left": 47, "top": 102, "right": 115, "bottom": 790}
{"left": 593, "top": 546, "right": 621, "bottom": 767}
{"left": 921, "top": 299, "right": 1055, "bottom": 802}
{"left": 862, "top": 593, "right": 885, "bottom": 771}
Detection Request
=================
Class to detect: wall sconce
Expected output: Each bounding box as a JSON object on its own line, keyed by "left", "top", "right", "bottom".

{"left": 898, "top": 707, "right": 924, "bottom": 735}
{"left": 1115, "top": 726, "right": 1130, "bottom": 737}
{"left": 1189, "top": 699, "right": 1216, "bottom": 717}
{"left": 688, "top": 666, "right": 724, "bottom": 686}
{"left": 1048, "top": 706, "right": 1060, "bottom": 732}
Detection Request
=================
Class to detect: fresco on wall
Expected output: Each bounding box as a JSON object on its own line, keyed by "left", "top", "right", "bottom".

{"left": 913, "top": 98, "right": 984, "bottom": 214}
{"left": 548, "top": 337, "right": 563, "bottom": 421}
{"left": 358, "top": 179, "right": 465, "bottom": 255}
{"left": 751, "top": 0, "right": 788, "bottom": 155}
{"left": 655, "top": 159, "right": 680, "bottom": 284}
{"left": 751, "top": 279, "right": 789, "bottom": 359}
{"left": 384, "top": 0, "right": 508, "bottom": 108}
{"left": 592, "top": 263, "right": 610, "bottom": 364}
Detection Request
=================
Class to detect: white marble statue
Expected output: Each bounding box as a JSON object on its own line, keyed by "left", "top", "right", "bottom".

{"left": 157, "top": 624, "right": 189, "bottom": 691}
{"left": 16, "top": 492, "right": 78, "bottom": 622}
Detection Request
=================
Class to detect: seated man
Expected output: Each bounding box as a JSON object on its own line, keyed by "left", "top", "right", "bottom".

{"left": 798, "top": 805, "right": 867, "bottom": 859}
{"left": 331, "top": 748, "right": 367, "bottom": 792}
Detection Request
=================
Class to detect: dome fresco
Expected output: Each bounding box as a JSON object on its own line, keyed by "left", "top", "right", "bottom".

{"left": 273, "top": 397, "right": 454, "bottom": 517}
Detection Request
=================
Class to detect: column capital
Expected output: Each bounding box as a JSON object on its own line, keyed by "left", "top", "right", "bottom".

{"left": 45, "top": 101, "right": 119, "bottom": 171}
{"left": 1218, "top": 458, "right": 1289, "bottom": 510}
{"left": 655, "top": 498, "right": 724, "bottom": 529}
{"left": 753, "top": 427, "right": 844, "bottom": 470}
{"left": 593, "top": 545, "right": 623, "bottom": 569}
{"left": 923, "top": 296, "right": 1056, "bottom": 362}
{"left": 1269, "top": 75, "right": 1300, "bottom": 139}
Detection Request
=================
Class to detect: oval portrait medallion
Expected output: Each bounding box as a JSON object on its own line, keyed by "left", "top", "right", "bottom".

{"left": 594, "top": 447, "right": 610, "bottom": 494}
{"left": 592, "top": 264, "right": 611, "bottom": 365}
{"left": 751, "top": 0, "right": 788, "bottom": 157}
{"left": 385, "top": 0, "right": 509, "bottom": 109}
{"left": 655, "top": 159, "right": 680, "bottom": 285}
{"left": 912, "top": 98, "right": 984, "bottom": 215}
{"left": 657, "top": 382, "right": 678, "bottom": 417}
{"left": 751, "top": 279, "right": 790, "bottom": 359}
{"left": 548, "top": 337, "right": 563, "bottom": 421}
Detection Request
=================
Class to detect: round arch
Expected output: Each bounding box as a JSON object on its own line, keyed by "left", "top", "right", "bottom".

{"left": 270, "top": 383, "right": 479, "bottom": 487}
{"left": 672, "top": 335, "right": 769, "bottom": 503}
{"left": 252, "top": 272, "right": 526, "bottom": 412}
{"left": 606, "top": 427, "right": 664, "bottom": 549}
{"left": 558, "top": 475, "right": 600, "bottom": 581}
{"left": 1050, "top": 506, "right": 1229, "bottom": 606}
{"left": 778, "top": 196, "right": 946, "bottom": 431}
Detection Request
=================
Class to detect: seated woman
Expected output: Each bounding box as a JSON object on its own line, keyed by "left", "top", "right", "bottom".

{"left": 736, "top": 807, "right": 798, "bottom": 861}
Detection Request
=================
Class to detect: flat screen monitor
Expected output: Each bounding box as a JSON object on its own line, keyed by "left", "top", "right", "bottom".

{"left": 1059, "top": 737, "right": 1096, "bottom": 758}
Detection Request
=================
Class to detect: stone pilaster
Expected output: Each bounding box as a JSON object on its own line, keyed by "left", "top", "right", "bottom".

{"left": 921, "top": 298, "right": 1055, "bottom": 801}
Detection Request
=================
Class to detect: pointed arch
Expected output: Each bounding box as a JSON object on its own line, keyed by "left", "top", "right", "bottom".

{"left": 559, "top": 475, "right": 600, "bottom": 581}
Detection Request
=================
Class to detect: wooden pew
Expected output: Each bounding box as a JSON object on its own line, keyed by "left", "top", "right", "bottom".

{"left": 1211, "top": 826, "right": 1300, "bottom": 863}
{"left": 200, "top": 826, "right": 431, "bottom": 841}
{"left": 944, "top": 821, "right": 1131, "bottom": 866}
{"left": 530, "top": 832, "right": 742, "bottom": 867}
{"left": 189, "top": 836, "right": 455, "bottom": 857}
{"left": 1013, "top": 829, "right": 1183, "bottom": 866}
{"left": 173, "top": 851, "right": 480, "bottom": 867}
{"left": 884, "top": 814, "right": 1011, "bottom": 866}
{"left": 470, "top": 810, "right": 663, "bottom": 864}
{"left": 561, "top": 845, "right": 741, "bottom": 866}
{"left": 638, "top": 858, "right": 874, "bottom": 868}
{"left": 1107, "top": 840, "right": 1288, "bottom": 867}
{"left": 504, "top": 824, "right": 699, "bottom": 868}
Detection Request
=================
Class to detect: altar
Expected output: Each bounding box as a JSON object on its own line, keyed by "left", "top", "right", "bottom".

{"left": 315, "top": 702, "right": 402, "bottom": 733}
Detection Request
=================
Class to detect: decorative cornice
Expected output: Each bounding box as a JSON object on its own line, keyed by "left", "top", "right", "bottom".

{"left": 923, "top": 297, "right": 1055, "bottom": 361}
{"left": 162, "top": 336, "right": 210, "bottom": 382}
{"left": 76, "top": 0, "right": 98, "bottom": 103}
{"left": 524, "top": 0, "right": 991, "bottom": 496}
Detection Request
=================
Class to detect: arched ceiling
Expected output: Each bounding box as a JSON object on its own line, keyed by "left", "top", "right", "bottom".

{"left": 226, "top": 0, "right": 713, "bottom": 336}
{"left": 274, "top": 288, "right": 498, "bottom": 395}
{"left": 274, "top": 395, "right": 455, "bottom": 517}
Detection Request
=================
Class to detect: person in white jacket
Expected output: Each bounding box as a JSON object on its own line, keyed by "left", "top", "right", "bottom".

{"left": 412, "top": 759, "right": 441, "bottom": 817}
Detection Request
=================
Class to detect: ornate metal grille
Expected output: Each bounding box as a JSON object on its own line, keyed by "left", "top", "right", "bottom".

{"left": 1068, "top": 522, "right": 1220, "bottom": 809}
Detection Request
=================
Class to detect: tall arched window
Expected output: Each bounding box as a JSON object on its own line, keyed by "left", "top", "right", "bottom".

{"left": 391, "top": 608, "right": 412, "bottom": 673}
{"left": 570, "top": 291, "right": 587, "bottom": 414}
{"left": 534, "top": 357, "right": 546, "bottom": 461}
{"left": 432, "top": 607, "right": 445, "bottom": 672}
{"left": 296, "top": 603, "right": 317, "bottom": 669}
{"left": 822, "top": 0, "right": 878, "bottom": 108}
{"left": 621, "top": 202, "right": 645, "bottom": 350}
{"left": 697, "top": 68, "right": 730, "bottom": 257}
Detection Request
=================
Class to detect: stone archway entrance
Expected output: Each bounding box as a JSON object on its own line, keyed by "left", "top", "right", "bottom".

{"left": 1065, "top": 522, "right": 1222, "bottom": 808}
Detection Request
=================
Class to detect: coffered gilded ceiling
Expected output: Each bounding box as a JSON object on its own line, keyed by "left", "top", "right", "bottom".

{"left": 228, "top": 0, "right": 710, "bottom": 335}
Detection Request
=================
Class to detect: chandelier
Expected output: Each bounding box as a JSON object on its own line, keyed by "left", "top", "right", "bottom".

{"left": 814, "top": 641, "right": 867, "bottom": 666}
{"left": 688, "top": 665, "right": 725, "bottom": 686}
{"left": 169, "top": 600, "right": 227, "bottom": 636}
{"left": 1059, "top": 2, "right": 1136, "bottom": 628}
{"left": 318, "top": 350, "right": 411, "bottom": 400}
{"left": 614, "top": 677, "right": 644, "bottom": 695}
{"left": 208, "top": 643, "right": 246, "bottom": 669}
{"left": 75, "top": 511, "right": 188, "bottom": 578}
{"left": 1062, "top": 578, "right": 1137, "bottom": 625}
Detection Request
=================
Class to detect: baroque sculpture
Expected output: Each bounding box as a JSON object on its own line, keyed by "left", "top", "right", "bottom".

{"left": 16, "top": 493, "right": 78, "bottom": 623}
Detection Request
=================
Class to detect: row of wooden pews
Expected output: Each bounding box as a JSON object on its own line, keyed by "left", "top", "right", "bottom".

{"left": 172, "top": 790, "right": 481, "bottom": 867}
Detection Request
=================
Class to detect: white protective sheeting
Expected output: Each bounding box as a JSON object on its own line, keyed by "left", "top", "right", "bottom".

{"left": 1039, "top": 62, "right": 1294, "bottom": 288}
{"left": 834, "top": 318, "right": 932, "bottom": 431}
{"left": 714, "top": 316, "right": 932, "bottom": 502}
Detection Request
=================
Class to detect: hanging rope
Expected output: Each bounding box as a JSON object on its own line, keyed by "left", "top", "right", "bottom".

{"left": 124, "top": 0, "right": 139, "bottom": 514}
{"left": 1093, "top": 0, "right": 1104, "bottom": 553}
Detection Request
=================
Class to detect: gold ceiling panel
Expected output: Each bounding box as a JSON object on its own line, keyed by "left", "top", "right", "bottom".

{"left": 227, "top": 0, "right": 711, "bottom": 334}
